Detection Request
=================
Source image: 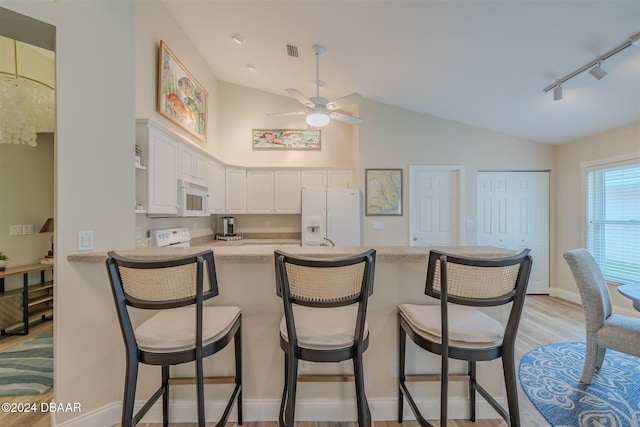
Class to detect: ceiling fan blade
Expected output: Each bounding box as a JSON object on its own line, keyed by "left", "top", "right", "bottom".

{"left": 329, "top": 111, "right": 363, "bottom": 125}
{"left": 326, "top": 93, "right": 362, "bottom": 110}
{"left": 266, "top": 111, "right": 307, "bottom": 117}
{"left": 285, "top": 88, "right": 315, "bottom": 108}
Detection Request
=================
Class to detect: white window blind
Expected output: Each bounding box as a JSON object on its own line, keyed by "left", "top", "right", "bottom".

{"left": 586, "top": 161, "right": 640, "bottom": 284}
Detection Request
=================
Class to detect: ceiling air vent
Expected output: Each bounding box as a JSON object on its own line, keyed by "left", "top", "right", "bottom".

{"left": 285, "top": 44, "right": 299, "bottom": 58}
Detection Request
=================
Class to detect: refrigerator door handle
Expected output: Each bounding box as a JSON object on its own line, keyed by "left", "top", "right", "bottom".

{"left": 326, "top": 208, "right": 332, "bottom": 239}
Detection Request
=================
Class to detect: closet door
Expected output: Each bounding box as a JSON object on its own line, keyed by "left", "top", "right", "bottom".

{"left": 477, "top": 171, "right": 549, "bottom": 294}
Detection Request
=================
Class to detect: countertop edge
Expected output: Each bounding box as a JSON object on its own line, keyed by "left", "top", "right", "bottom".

{"left": 67, "top": 245, "right": 515, "bottom": 263}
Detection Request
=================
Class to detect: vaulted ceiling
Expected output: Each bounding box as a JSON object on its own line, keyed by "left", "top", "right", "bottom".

{"left": 164, "top": 0, "right": 640, "bottom": 144}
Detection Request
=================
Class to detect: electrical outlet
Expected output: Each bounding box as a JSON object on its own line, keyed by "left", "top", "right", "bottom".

{"left": 372, "top": 221, "right": 384, "bottom": 230}
{"left": 299, "top": 360, "right": 310, "bottom": 372}
{"left": 9, "top": 225, "right": 22, "bottom": 236}
{"left": 135, "top": 227, "right": 142, "bottom": 239}
{"left": 22, "top": 225, "right": 34, "bottom": 235}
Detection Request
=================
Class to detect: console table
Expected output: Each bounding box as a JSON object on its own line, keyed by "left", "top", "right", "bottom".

{"left": 0, "top": 263, "right": 54, "bottom": 335}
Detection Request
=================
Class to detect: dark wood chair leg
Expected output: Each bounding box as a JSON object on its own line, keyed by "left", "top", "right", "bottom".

{"left": 162, "top": 365, "right": 170, "bottom": 427}
{"left": 469, "top": 360, "right": 476, "bottom": 422}
{"left": 279, "top": 353, "right": 288, "bottom": 427}
{"left": 503, "top": 349, "right": 520, "bottom": 427}
{"left": 353, "top": 351, "right": 371, "bottom": 427}
{"left": 122, "top": 357, "right": 139, "bottom": 427}
{"left": 284, "top": 353, "right": 298, "bottom": 427}
{"left": 235, "top": 325, "right": 243, "bottom": 425}
{"left": 440, "top": 352, "right": 449, "bottom": 425}
{"left": 398, "top": 320, "right": 406, "bottom": 423}
{"left": 196, "top": 353, "right": 205, "bottom": 427}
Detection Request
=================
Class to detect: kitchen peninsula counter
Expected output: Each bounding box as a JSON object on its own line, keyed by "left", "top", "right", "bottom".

{"left": 68, "top": 244, "right": 511, "bottom": 263}
{"left": 67, "top": 244, "right": 515, "bottom": 422}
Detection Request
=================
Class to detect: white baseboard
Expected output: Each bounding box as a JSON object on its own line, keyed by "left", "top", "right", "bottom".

{"left": 53, "top": 396, "right": 506, "bottom": 426}
{"left": 548, "top": 288, "right": 638, "bottom": 318}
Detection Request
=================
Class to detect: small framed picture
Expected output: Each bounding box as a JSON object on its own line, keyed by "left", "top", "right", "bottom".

{"left": 365, "top": 169, "right": 403, "bottom": 216}
{"left": 157, "top": 40, "right": 208, "bottom": 142}
{"left": 252, "top": 129, "right": 321, "bottom": 150}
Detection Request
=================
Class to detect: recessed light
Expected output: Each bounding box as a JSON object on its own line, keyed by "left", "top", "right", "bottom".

{"left": 246, "top": 64, "right": 256, "bottom": 71}
{"left": 231, "top": 34, "right": 244, "bottom": 45}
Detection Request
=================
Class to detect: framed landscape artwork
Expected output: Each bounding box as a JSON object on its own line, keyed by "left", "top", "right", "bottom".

{"left": 252, "top": 129, "right": 321, "bottom": 150}
{"left": 157, "top": 40, "right": 208, "bottom": 142}
{"left": 365, "top": 168, "right": 403, "bottom": 215}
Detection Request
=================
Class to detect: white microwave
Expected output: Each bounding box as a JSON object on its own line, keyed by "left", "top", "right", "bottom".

{"left": 178, "top": 179, "right": 210, "bottom": 217}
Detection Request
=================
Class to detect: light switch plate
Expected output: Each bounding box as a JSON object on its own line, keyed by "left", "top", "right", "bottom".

{"left": 22, "top": 225, "right": 34, "bottom": 235}
{"left": 9, "top": 225, "right": 22, "bottom": 236}
{"left": 78, "top": 231, "right": 94, "bottom": 251}
{"left": 372, "top": 221, "right": 384, "bottom": 230}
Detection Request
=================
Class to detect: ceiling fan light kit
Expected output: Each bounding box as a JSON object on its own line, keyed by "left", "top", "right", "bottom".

{"left": 307, "top": 112, "right": 330, "bottom": 127}
{"left": 267, "top": 44, "right": 363, "bottom": 127}
{"left": 543, "top": 31, "right": 640, "bottom": 101}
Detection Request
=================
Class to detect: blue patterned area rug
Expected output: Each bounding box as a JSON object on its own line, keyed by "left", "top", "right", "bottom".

{"left": 519, "top": 342, "right": 640, "bottom": 427}
{"left": 0, "top": 331, "right": 53, "bottom": 396}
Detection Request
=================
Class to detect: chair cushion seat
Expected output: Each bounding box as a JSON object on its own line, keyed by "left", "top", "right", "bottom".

{"left": 399, "top": 303, "right": 504, "bottom": 349}
{"left": 280, "top": 304, "right": 368, "bottom": 350}
{"left": 136, "top": 306, "right": 241, "bottom": 353}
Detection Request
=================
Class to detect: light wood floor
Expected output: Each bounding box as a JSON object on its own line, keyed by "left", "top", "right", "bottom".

{"left": 0, "top": 296, "right": 586, "bottom": 427}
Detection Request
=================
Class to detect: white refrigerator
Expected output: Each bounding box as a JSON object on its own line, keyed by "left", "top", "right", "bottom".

{"left": 301, "top": 188, "right": 361, "bottom": 246}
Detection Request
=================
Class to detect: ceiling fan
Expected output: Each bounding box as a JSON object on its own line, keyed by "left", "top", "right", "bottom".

{"left": 267, "top": 44, "right": 363, "bottom": 128}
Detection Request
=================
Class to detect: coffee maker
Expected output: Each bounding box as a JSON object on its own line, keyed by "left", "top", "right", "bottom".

{"left": 220, "top": 216, "right": 236, "bottom": 236}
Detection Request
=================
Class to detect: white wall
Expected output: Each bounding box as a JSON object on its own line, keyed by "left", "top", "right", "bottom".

{"left": 135, "top": 1, "right": 222, "bottom": 237}
{"left": 135, "top": 0, "right": 220, "bottom": 158}
{"left": 553, "top": 122, "right": 640, "bottom": 310}
{"left": 0, "top": 134, "right": 54, "bottom": 290}
{"left": 357, "top": 99, "right": 555, "bottom": 246}
{"left": 0, "top": 1, "right": 136, "bottom": 424}
{"left": 217, "top": 81, "right": 355, "bottom": 167}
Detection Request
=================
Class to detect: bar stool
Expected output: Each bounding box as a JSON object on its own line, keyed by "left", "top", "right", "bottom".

{"left": 274, "top": 249, "right": 376, "bottom": 427}
{"left": 398, "top": 249, "right": 532, "bottom": 427}
{"left": 106, "top": 250, "right": 242, "bottom": 427}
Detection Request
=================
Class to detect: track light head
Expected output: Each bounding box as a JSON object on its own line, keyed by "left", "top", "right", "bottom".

{"left": 588, "top": 62, "right": 607, "bottom": 80}
{"left": 553, "top": 85, "right": 563, "bottom": 101}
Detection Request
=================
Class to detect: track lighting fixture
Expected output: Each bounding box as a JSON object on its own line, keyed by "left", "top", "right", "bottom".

{"left": 588, "top": 62, "right": 607, "bottom": 80}
{"left": 543, "top": 31, "right": 640, "bottom": 100}
{"left": 553, "top": 85, "right": 563, "bottom": 101}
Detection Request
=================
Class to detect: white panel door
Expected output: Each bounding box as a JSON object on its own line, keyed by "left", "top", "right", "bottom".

{"left": 410, "top": 167, "right": 461, "bottom": 246}
{"left": 477, "top": 171, "right": 549, "bottom": 294}
{"left": 477, "top": 173, "right": 511, "bottom": 248}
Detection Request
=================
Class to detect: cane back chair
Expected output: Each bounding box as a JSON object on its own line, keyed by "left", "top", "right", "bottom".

{"left": 398, "top": 249, "right": 532, "bottom": 427}
{"left": 106, "top": 250, "right": 242, "bottom": 427}
{"left": 274, "top": 249, "right": 376, "bottom": 427}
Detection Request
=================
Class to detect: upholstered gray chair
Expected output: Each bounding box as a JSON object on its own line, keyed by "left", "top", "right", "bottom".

{"left": 563, "top": 248, "right": 640, "bottom": 384}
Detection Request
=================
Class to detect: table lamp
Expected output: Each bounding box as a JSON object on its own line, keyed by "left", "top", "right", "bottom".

{"left": 39, "top": 217, "right": 54, "bottom": 258}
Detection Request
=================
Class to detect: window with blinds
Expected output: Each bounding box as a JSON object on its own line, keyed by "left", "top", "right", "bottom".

{"left": 586, "top": 161, "right": 640, "bottom": 284}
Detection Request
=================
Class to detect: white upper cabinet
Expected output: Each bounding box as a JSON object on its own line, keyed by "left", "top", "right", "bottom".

{"left": 179, "top": 144, "right": 206, "bottom": 186}
{"left": 274, "top": 170, "right": 302, "bottom": 213}
{"left": 206, "top": 159, "right": 225, "bottom": 214}
{"left": 137, "top": 120, "right": 179, "bottom": 215}
{"left": 246, "top": 170, "right": 301, "bottom": 214}
{"left": 225, "top": 167, "right": 247, "bottom": 214}
{"left": 301, "top": 170, "right": 327, "bottom": 188}
{"left": 327, "top": 169, "right": 354, "bottom": 188}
